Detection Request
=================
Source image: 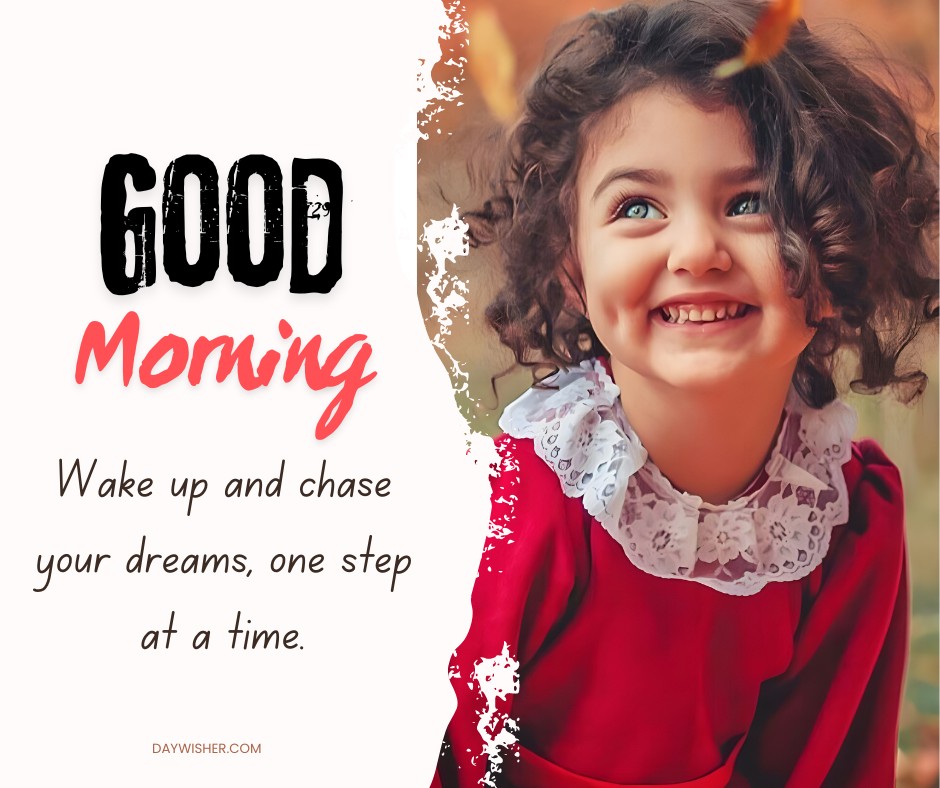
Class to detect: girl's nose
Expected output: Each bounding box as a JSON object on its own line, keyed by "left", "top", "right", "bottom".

{"left": 665, "top": 217, "right": 733, "bottom": 276}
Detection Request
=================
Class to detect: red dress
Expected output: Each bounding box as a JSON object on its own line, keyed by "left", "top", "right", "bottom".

{"left": 432, "top": 434, "right": 907, "bottom": 787}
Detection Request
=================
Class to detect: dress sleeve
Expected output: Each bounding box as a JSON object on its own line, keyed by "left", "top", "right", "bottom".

{"left": 432, "top": 436, "right": 589, "bottom": 788}
{"left": 732, "top": 440, "right": 909, "bottom": 787}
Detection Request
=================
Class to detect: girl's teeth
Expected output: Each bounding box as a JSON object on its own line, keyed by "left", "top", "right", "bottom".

{"left": 660, "top": 302, "right": 749, "bottom": 324}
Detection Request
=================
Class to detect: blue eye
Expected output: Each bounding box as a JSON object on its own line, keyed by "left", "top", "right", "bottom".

{"left": 618, "top": 199, "right": 665, "bottom": 220}
{"left": 728, "top": 193, "right": 764, "bottom": 216}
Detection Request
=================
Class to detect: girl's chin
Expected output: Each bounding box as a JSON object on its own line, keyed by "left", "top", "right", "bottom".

{"left": 610, "top": 355, "right": 765, "bottom": 394}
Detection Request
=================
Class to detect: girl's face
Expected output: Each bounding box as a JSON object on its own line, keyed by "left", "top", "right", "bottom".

{"left": 574, "top": 88, "right": 815, "bottom": 395}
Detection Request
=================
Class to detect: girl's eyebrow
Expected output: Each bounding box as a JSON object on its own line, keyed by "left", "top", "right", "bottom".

{"left": 590, "top": 164, "right": 762, "bottom": 203}
{"left": 720, "top": 164, "right": 762, "bottom": 185}
{"left": 591, "top": 168, "right": 667, "bottom": 202}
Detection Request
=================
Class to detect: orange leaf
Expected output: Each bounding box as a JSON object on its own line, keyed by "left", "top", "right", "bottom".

{"left": 714, "top": 0, "right": 802, "bottom": 78}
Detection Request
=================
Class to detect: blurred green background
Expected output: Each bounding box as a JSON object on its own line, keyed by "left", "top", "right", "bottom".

{"left": 418, "top": 1, "right": 938, "bottom": 784}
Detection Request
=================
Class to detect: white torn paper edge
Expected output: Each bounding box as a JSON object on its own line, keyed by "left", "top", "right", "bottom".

{"left": 417, "top": 0, "right": 468, "bottom": 141}
{"left": 421, "top": 205, "right": 472, "bottom": 397}
{"left": 474, "top": 643, "right": 521, "bottom": 787}
{"left": 418, "top": 3, "right": 517, "bottom": 784}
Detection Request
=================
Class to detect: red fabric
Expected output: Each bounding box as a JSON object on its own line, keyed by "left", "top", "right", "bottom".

{"left": 433, "top": 436, "right": 907, "bottom": 788}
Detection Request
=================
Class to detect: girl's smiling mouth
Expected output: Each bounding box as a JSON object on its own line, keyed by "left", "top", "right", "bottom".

{"left": 656, "top": 301, "right": 754, "bottom": 325}
{"left": 651, "top": 293, "right": 757, "bottom": 327}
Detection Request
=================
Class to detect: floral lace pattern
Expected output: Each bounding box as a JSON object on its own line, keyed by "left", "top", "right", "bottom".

{"left": 498, "top": 360, "right": 857, "bottom": 596}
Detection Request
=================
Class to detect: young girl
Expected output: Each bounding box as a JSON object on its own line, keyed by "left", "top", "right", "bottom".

{"left": 432, "top": 1, "right": 937, "bottom": 786}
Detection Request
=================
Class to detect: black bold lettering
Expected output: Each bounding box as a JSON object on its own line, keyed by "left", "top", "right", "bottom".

{"left": 101, "top": 154, "right": 156, "bottom": 295}
{"left": 163, "top": 155, "right": 220, "bottom": 286}
{"left": 291, "top": 158, "right": 342, "bottom": 293}
{"left": 227, "top": 155, "right": 284, "bottom": 286}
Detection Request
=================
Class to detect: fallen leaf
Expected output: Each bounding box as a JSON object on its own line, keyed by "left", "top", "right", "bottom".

{"left": 715, "top": 0, "right": 802, "bottom": 78}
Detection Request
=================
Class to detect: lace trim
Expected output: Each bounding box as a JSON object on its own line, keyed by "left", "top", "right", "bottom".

{"left": 498, "top": 360, "right": 857, "bottom": 596}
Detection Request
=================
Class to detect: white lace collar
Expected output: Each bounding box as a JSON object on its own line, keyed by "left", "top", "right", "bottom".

{"left": 498, "top": 359, "right": 857, "bottom": 596}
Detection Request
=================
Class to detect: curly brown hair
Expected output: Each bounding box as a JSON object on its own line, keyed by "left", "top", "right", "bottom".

{"left": 469, "top": 0, "right": 938, "bottom": 406}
